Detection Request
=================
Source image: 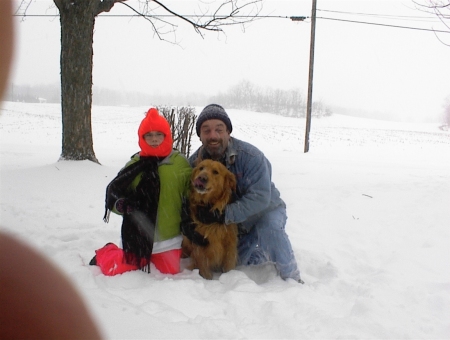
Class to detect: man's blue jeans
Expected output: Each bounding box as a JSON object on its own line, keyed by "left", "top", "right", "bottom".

{"left": 237, "top": 206, "right": 301, "bottom": 281}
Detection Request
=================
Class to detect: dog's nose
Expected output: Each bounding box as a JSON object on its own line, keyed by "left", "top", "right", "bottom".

{"left": 198, "top": 174, "right": 207, "bottom": 184}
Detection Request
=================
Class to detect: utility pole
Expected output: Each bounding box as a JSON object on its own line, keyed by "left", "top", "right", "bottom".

{"left": 304, "top": 0, "right": 317, "bottom": 153}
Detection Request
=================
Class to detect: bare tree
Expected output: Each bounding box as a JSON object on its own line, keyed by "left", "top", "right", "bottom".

{"left": 414, "top": 0, "right": 450, "bottom": 46}
{"left": 157, "top": 106, "right": 196, "bottom": 158}
{"left": 16, "top": 0, "right": 262, "bottom": 163}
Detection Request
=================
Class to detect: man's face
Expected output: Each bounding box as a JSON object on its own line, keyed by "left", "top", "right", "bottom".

{"left": 199, "top": 119, "right": 230, "bottom": 160}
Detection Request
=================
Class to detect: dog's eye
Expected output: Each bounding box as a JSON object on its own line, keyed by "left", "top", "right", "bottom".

{"left": 199, "top": 166, "right": 204, "bottom": 171}
{"left": 213, "top": 170, "right": 219, "bottom": 175}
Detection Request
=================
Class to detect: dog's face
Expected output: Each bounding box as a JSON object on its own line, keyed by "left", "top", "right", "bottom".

{"left": 191, "top": 159, "right": 236, "bottom": 208}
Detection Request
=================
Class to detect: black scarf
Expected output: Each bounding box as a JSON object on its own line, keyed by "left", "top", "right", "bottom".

{"left": 104, "top": 156, "right": 161, "bottom": 271}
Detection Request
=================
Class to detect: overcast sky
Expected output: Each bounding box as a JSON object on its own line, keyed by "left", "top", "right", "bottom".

{"left": 9, "top": 0, "right": 450, "bottom": 122}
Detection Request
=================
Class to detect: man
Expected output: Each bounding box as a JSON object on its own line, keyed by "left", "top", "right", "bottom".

{"left": 187, "top": 104, "right": 303, "bottom": 283}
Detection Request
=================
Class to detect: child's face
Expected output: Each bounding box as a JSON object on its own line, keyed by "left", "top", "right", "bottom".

{"left": 143, "top": 131, "right": 165, "bottom": 147}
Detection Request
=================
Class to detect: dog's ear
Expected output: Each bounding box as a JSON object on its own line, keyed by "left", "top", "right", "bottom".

{"left": 212, "top": 171, "right": 236, "bottom": 212}
{"left": 193, "top": 148, "right": 204, "bottom": 167}
{"left": 211, "top": 170, "right": 236, "bottom": 212}
{"left": 190, "top": 166, "right": 199, "bottom": 181}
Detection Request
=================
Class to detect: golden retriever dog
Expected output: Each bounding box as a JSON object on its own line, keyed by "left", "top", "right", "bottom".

{"left": 182, "top": 159, "right": 238, "bottom": 279}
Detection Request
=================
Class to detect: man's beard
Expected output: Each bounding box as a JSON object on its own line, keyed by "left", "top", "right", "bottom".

{"left": 204, "top": 139, "right": 226, "bottom": 160}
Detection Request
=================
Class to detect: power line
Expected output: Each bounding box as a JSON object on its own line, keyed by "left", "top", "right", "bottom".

{"left": 317, "top": 8, "right": 440, "bottom": 21}
{"left": 12, "top": 13, "right": 297, "bottom": 19}
{"left": 12, "top": 12, "right": 450, "bottom": 34}
{"left": 317, "top": 16, "right": 450, "bottom": 34}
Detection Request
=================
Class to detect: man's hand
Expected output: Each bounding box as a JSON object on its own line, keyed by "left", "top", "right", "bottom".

{"left": 181, "top": 222, "right": 209, "bottom": 247}
{"left": 196, "top": 205, "right": 225, "bottom": 224}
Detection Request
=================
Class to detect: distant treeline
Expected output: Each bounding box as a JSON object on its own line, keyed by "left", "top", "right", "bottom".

{"left": 209, "top": 80, "right": 331, "bottom": 118}
{"left": 5, "top": 83, "right": 61, "bottom": 104}
{"left": 4, "top": 80, "right": 332, "bottom": 118}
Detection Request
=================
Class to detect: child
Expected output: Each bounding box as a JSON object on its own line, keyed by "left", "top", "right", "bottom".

{"left": 91, "top": 108, "right": 191, "bottom": 275}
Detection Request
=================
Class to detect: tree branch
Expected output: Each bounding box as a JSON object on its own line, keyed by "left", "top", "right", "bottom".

{"left": 119, "top": 1, "right": 176, "bottom": 41}
{"left": 95, "top": 0, "right": 125, "bottom": 16}
{"left": 121, "top": 0, "right": 262, "bottom": 38}
{"left": 413, "top": 0, "right": 450, "bottom": 46}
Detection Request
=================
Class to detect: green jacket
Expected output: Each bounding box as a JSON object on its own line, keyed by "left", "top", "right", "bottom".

{"left": 114, "top": 150, "right": 192, "bottom": 242}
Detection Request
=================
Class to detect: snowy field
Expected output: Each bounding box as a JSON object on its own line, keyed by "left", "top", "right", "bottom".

{"left": 1, "top": 101, "right": 449, "bottom": 339}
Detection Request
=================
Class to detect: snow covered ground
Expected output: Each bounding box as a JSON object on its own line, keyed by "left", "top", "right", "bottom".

{"left": 1, "top": 101, "right": 449, "bottom": 339}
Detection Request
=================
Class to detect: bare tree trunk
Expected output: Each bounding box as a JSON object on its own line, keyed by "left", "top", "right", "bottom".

{"left": 58, "top": 1, "right": 98, "bottom": 163}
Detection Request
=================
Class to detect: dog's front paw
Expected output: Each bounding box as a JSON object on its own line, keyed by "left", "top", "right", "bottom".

{"left": 199, "top": 267, "right": 214, "bottom": 280}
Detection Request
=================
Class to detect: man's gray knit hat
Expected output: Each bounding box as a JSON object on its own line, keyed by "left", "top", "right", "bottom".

{"left": 196, "top": 104, "right": 233, "bottom": 136}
